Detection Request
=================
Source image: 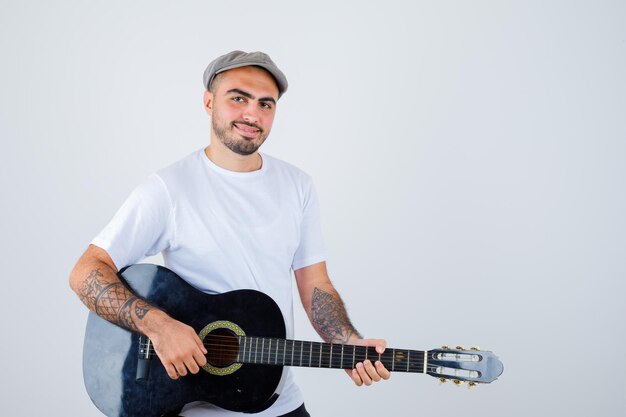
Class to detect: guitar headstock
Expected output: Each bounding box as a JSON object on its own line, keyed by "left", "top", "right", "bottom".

{"left": 427, "top": 346, "right": 503, "bottom": 385}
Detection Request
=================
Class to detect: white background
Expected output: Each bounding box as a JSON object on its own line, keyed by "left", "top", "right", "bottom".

{"left": 1, "top": 1, "right": 624, "bottom": 416}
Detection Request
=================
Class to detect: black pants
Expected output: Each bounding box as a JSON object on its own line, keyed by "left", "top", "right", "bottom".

{"left": 168, "top": 403, "right": 310, "bottom": 416}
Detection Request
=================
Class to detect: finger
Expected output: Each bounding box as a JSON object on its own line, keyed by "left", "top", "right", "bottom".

{"left": 196, "top": 335, "right": 208, "bottom": 355}
{"left": 373, "top": 339, "right": 387, "bottom": 354}
{"left": 164, "top": 363, "right": 179, "bottom": 380}
{"left": 193, "top": 348, "right": 208, "bottom": 367}
{"left": 356, "top": 362, "right": 373, "bottom": 386}
{"left": 363, "top": 360, "right": 382, "bottom": 382}
{"left": 376, "top": 361, "right": 391, "bottom": 380}
{"left": 192, "top": 342, "right": 207, "bottom": 367}
{"left": 348, "top": 368, "right": 363, "bottom": 386}
{"left": 185, "top": 357, "right": 200, "bottom": 375}
{"left": 188, "top": 343, "right": 207, "bottom": 373}
{"left": 174, "top": 361, "right": 188, "bottom": 377}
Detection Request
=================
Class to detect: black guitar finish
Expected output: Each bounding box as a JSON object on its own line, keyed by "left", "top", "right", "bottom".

{"left": 83, "top": 264, "right": 504, "bottom": 416}
{"left": 83, "top": 264, "right": 287, "bottom": 417}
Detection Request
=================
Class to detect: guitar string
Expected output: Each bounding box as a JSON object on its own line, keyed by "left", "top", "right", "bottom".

{"left": 141, "top": 334, "right": 427, "bottom": 360}
{"left": 139, "top": 339, "right": 471, "bottom": 377}
{"left": 140, "top": 342, "right": 427, "bottom": 369}
{"left": 141, "top": 338, "right": 424, "bottom": 358}
{"left": 140, "top": 345, "right": 423, "bottom": 363}
{"left": 137, "top": 336, "right": 469, "bottom": 374}
{"left": 141, "top": 343, "right": 423, "bottom": 361}
{"left": 141, "top": 333, "right": 427, "bottom": 352}
{"left": 140, "top": 351, "right": 426, "bottom": 371}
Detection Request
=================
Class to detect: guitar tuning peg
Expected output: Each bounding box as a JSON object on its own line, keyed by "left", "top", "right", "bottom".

{"left": 468, "top": 382, "right": 478, "bottom": 389}
{"left": 439, "top": 378, "right": 448, "bottom": 384}
{"left": 441, "top": 345, "right": 450, "bottom": 349}
{"left": 470, "top": 346, "right": 481, "bottom": 351}
{"left": 455, "top": 345, "right": 465, "bottom": 350}
{"left": 453, "top": 379, "right": 463, "bottom": 386}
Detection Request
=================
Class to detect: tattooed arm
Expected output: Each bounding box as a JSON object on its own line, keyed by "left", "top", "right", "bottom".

{"left": 294, "top": 261, "right": 390, "bottom": 386}
{"left": 69, "top": 244, "right": 207, "bottom": 379}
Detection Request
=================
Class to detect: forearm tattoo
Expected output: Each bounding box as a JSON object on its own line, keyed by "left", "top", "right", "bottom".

{"left": 311, "top": 287, "right": 362, "bottom": 344}
{"left": 78, "top": 268, "right": 151, "bottom": 332}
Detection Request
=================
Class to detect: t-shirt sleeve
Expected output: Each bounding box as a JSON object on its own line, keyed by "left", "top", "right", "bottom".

{"left": 91, "top": 173, "right": 175, "bottom": 270}
{"left": 291, "top": 178, "right": 327, "bottom": 271}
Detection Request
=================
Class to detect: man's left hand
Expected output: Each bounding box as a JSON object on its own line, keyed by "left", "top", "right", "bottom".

{"left": 345, "top": 338, "right": 391, "bottom": 386}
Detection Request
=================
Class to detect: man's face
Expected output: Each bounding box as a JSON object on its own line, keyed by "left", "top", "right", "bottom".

{"left": 205, "top": 66, "right": 279, "bottom": 156}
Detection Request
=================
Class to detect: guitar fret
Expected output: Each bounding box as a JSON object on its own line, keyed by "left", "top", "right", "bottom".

{"left": 261, "top": 338, "right": 265, "bottom": 363}
{"left": 407, "top": 350, "right": 410, "bottom": 372}
{"left": 352, "top": 345, "right": 355, "bottom": 368}
{"left": 319, "top": 344, "right": 323, "bottom": 367}
{"left": 309, "top": 342, "right": 313, "bottom": 367}
{"left": 328, "top": 343, "right": 333, "bottom": 368}
{"left": 423, "top": 350, "right": 427, "bottom": 373}
{"left": 237, "top": 336, "right": 242, "bottom": 362}
{"left": 275, "top": 338, "right": 279, "bottom": 364}
{"left": 340, "top": 344, "right": 344, "bottom": 368}
{"left": 268, "top": 339, "right": 272, "bottom": 364}
{"left": 291, "top": 340, "right": 295, "bottom": 366}
{"left": 392, "top": 348, "right": 395, "bottom": 371}
{"left": 255, "top": 338, "right": 258, "bottom": 363}
{"left": 283, "top": 340, "right": 286, "bottom": 365}
{"left": 300, "top": 341, "right": 303, "bottom": 366}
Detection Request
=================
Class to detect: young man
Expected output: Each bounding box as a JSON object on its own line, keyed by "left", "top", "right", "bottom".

{"left": 70, "top": 50, "right": 389, "bottom": 416}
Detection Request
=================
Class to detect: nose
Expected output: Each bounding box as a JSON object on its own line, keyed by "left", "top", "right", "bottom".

{"left": 242, "top": 104, "right": 260, "bottom": 124}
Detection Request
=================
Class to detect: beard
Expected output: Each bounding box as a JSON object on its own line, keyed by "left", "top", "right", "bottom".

{"left": 212, "top": 114, "right": 269, "bottom": 156}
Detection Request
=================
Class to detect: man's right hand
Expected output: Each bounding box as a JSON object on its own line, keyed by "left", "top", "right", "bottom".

{"left": 144, "top": 310, "right": 208, "bottom": 379}
{"left": 69, "top": 245, "right": 208, "bottom": 380}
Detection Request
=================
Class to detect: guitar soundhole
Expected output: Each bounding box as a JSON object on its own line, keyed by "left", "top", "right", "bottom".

{"left": 205, "top": 328, "right": 240, "bottom": 367}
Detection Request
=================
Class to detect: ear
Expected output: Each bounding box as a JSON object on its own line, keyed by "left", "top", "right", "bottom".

{"left": 203, "top": 90, "right": 214, "bottom": 117}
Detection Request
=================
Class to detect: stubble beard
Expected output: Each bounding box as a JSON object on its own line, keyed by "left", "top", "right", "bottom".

{"left": 212, "top": 115, "right": 268, "bottom": 156}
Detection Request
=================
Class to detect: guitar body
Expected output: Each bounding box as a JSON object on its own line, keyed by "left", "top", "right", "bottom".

{"left": 83, "top": 264, "right": 287, "bottom": 417}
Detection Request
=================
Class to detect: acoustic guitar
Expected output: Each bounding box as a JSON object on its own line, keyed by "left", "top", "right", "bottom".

{"left": 83, "top": 264, "right": 503, "bottom": 416}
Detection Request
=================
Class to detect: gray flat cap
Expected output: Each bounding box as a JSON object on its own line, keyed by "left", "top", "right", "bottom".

{"left": 203, "top": 50, "right": 288, "bottom": 98}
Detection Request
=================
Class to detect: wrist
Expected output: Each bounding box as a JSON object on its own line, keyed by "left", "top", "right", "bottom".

{"left": 139, "top": 308, "right": 169, "bottom": 337}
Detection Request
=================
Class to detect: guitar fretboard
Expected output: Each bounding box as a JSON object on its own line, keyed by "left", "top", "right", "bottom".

{"left": 236, "top": 336, "right": 426, "bottom": 373}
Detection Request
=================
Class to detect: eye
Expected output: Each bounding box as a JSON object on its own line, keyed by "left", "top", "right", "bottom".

{"left": 232, "top": 96, "right": 245, "bottom": 103}
{"left": 260, "top": 102, "right": 272, "bottom": 110}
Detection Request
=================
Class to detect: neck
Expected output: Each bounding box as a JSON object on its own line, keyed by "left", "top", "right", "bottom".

{"left": 233, "top": 336, "right": 427, "bottom": 373}
{"left": 205, "top": 143, "right": 262, "bottom": 173}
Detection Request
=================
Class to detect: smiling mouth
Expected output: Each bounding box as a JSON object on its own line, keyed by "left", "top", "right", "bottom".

{"left": 233, "top": 122, "right": 261, "bottom": 138}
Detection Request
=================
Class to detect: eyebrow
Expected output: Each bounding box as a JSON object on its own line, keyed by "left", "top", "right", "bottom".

{"left": 225, "top": 88, "right": 276, "bottom": 105}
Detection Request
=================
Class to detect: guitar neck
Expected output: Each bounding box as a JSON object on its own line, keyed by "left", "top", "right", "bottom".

{"left": 236, "top": 336, "right": 427, "bottom": 373}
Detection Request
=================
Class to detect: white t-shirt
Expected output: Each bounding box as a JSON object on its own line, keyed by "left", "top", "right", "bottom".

{"left": 92, "top": 149, "right": 327, "bottom": 416}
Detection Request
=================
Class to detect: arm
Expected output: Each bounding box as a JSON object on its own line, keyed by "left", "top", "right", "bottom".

{"left": 69, "top": 244, "right": 207, "bottom": 379}
{"left": 294, "top": 261, "right": 390, "bottom": 386}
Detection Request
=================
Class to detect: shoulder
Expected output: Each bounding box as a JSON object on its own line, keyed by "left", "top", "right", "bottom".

{"left": 154, "top": 149, "right": 205, "bottom": 187}
{"left": 263, "top": 153, "right": 313, "bottom": 186}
